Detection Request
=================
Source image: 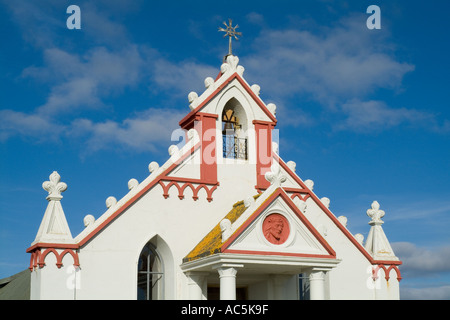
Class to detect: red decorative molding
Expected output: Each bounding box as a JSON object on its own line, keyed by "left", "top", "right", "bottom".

{"left": 283, "top": 187, "right": 311, "bottom": 202}
{"left": 257, "top": 187, "right": 311, "bottom": 203}
{"left": 28, "top": 249, "right": 41, "bottom": 270}
{"left": 289, "top": 193, "right": 311, "bottom": 202}
{"left": 372, "top": 264, "right": 402, "bottom": 282}
{"left": 158, "top": 179, "right": 219, "bottom": 202}
{"left": 28, "top": 246, "right": 80, "bottom": 270}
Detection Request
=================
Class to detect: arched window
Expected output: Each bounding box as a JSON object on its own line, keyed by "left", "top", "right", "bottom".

{"left": 222, "top": 99, "right": 247, "bottom": 160}
{"left": 137, "top": 242, "right": 164, "bottom": 300}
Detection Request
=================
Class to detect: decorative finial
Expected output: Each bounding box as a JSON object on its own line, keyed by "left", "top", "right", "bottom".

{"left": 33, "top": 171, "right": 74, "bottom": 246}
{"left": 264, "top": 162, "right": 287, "bottom": 187}
{"left": 218, "top": 19, "right": 242, "bottom": 57}
{"left": 367, "top": 201, "right": 385, "bottom": 225}
{"left": 364, "top": 200, "right": 399, "bottom": 262}
{"left": 42, "top": 171, "right": 67, "bottom": 201}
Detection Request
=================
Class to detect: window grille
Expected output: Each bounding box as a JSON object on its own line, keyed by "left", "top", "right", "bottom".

{"left": 223, "top": 135, "right": 247, "bottom": 160}
{"left": 137, "top": 243, "right": 164, "bottom": 300}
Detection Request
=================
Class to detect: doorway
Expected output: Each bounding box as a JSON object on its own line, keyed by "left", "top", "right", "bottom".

{"left": 207, "top": 286, "right": 248, "bottom": 300}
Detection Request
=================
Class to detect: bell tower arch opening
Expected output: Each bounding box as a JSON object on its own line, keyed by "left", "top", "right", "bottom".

{"left": 222, "top": 98, "right": 248, "bottom": 160}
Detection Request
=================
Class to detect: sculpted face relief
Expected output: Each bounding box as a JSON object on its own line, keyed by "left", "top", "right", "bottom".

{"left": 262, "top": 213, "right": 290, "bottom": 245}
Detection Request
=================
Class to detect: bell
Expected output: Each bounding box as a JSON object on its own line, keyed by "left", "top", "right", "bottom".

{"left": 223, "top": 122, "right": 233, "bottom": 131}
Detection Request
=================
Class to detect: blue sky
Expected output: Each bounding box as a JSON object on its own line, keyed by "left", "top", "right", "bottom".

{"left": 0, "top": 0, "right": 449, "bottom": 299}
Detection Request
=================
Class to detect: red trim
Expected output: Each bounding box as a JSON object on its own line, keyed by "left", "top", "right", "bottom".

{"left": 235, "top": 75, "right": 277, "bottom": 123}
{"left": 373, "top": 264, "right": 402, "bottom": 282}
{"left": 289, "top": 192, "right": 311, "bottom": 202}
{"left": 179, "top": 72, "right": 277, "bottom": 129}
{"left": 283, "top": 187, "right": 310, "bottom": 193}
{"left": 28, "top": 247, "right": 79, "bottom": 270}
{"left": 26, "top": 242, "right": 79, "bottom": 252}
{"left": 195, "top": 113, "right": 218, "bottom": 183}
{"left": 28, "top": 250, "right": 41, "bottom": 271}
{"left": 223, "top": 249, "right": 335, "bottom": 260}
{"left": 221, "top": 188, "right": 336, "bottom": 258}
{"left": 274, "top": 153, "right": 402, "bottom": 267}
{"left": 159, "top": 179, "right": 219, "bottom": 202}
{"left": 254, "top": 121, "right": 276, "bottom": 190}
{"left": 181, "top": 112, "right": 219, "bottom": 131}
{"left": 252, "top": 120, "right": 277, "bottom": 126}
{"left": 178, "top": 113, "right": 218, "bottom": 184}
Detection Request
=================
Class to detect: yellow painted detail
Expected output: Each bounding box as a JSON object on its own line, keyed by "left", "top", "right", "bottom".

{"left": 183, "top": 194, "right": 261, "bottom": 262}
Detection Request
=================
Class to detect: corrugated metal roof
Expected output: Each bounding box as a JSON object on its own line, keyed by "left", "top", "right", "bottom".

{"left": 0, "top": 269, "right": 30, "bottom": 300}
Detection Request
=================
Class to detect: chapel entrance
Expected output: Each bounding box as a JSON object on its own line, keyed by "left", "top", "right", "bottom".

{"left": 207, "top": 286, "right": 248, "bottom": 300}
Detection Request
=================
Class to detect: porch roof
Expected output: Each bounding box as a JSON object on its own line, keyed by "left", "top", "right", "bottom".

{"left": 183, "top": 194, "right": 260, "bottom": 263}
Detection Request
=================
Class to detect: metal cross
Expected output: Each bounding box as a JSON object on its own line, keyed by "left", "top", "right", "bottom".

{"left": 218, "top": 19, "right": 242, "bottom": 56}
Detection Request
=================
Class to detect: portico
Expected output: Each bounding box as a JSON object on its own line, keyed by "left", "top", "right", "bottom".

{"left": 182, "top": 253, "right": 340, "bottom": 300}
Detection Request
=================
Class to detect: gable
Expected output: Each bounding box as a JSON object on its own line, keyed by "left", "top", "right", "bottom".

{"left": 222, "top": 189, "right": 336, "bottom": 259}
{"left": 179, "top": 55, "right": 277, "bottom": 130}
{"left": 183, "top": 187, "right": 336, "bottom": 264}
{"left": 224, "top": 197, "right": 331, "bottom": 257}
{"left": 274, "top": 154, "right": 402, "bottom": 266}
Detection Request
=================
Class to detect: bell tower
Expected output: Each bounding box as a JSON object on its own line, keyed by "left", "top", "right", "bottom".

{"left": 178, "top": 21, "right": 277, "bottom": 193}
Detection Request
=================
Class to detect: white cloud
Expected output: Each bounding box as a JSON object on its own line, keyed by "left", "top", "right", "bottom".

{"left": 335, "top": 99, "right": 434, "bottom": 132}
{"left": 2, "top": 6, "right": 447, "bottom": 153}
{"left": 151, "top": 58, "right": 218, "bottom": 97}
{"left": 0, "top": 0, "right": 219, "bottom": 151}
{"left": 245, "top": 14, "right": 414, "bottom": 104}
{"left": 81, "top": 2, "right": 131, "bottom": 47}
{"left": 1, "top": 0, "right": 63, "bottom": 48}
{"left": 1, "top": 0, "right": 140, "bottom": 49}
{"left": 69, "top": 108, "right": 185, "bottom": 154}
{"left": 390, "top": 242, "right": 450, "bottom": 299}
{"left": 0, "top": 41, "right": 212, "bottom": 152}
{"left": 400, "top": 285, "right": 450, "bottom": 300}
{"left": 22, "top": 46, "right": 145, "bottom": 116}
{"left": 0, "top": 1, "right": 212, "bottom": 152}
{"left": 392, "top": 242, "right": 450, "bottom": 276}
{"left": 0, "top": 110, "right": 63, "bottom": 142}
{"left": 391, "top": 201, "right": 450, "bottom": 222}
{"left": 240, "top": 14, "right": 441, "bottom": 133}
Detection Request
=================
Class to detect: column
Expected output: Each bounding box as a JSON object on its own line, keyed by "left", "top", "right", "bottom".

{"left": 186, "top": 272, "right": 208, "bottom": 300}
{"left": 271, "top": 275, "right": 290, "bottom": 300}
{"left": 217, "top": 267, "right": 238, "bottom": 300}
{"left": 309, "top": 270, "right": 326, "bottom": 300}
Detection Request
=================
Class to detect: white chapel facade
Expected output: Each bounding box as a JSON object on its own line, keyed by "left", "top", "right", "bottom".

{"left": 26, "top": 52, "right": 402, "bottom": 300}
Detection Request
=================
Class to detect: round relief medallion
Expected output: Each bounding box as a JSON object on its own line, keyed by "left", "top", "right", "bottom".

{"left": 262, "top": 213, "right": 290, "bottom": 245}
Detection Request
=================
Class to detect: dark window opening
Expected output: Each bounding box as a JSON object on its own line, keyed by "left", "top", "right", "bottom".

{"left": 222, "top": 108, "right": 247, "bottom": 160}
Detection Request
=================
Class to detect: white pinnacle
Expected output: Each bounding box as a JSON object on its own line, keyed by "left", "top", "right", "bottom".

{"left": 32, "top": 171, "right": 74, "bottom": 245}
